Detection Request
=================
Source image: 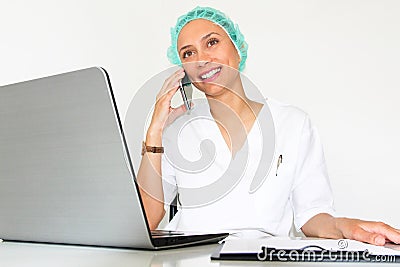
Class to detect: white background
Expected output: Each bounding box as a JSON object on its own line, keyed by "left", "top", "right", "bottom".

{"left": 1, "top": 0, "right": 399, "bottom": 227}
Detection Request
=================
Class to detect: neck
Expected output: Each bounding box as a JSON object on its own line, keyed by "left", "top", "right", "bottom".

{"left": 206, "top": 76, "right": 251, "bottom": 120}
{"left": 204, "top": 77, "right": 264, "bottom": 156}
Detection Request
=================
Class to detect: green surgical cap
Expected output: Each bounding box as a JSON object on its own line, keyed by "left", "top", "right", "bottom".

{"left": 167, "top": 6, "right": 248, "bottom": 72}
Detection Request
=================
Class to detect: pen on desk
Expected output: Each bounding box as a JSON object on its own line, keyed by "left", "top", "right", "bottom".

{"left": 276, "top": 155, "right": 282, "bottom": 176}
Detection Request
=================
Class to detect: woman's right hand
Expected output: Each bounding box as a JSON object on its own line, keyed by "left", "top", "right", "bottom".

{"left": 147, "top": 68, "right": 187, "bottom": 136}
{"left": 139, "top": 68, "right": 187, "bottom": 230}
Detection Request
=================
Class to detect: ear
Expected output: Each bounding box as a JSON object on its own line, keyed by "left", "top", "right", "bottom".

{"left": 236, "top": 52, "right": 241, "bottom": 68}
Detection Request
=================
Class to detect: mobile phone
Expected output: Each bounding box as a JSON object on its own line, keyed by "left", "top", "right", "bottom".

{"left": 179, "top": 72, "right": 193, "bottom": 111}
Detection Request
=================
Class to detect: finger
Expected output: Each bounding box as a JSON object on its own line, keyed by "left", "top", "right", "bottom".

{"left": 163, "top": 68, "right": 185, "bottom": 88}
{"left": 351, "top": 227, "right": 386, "bottom": 246}
{"left": 166, "top": 104, "right": 188, "bottom": 125}
{"left": 362, "top": 222, "right": 400, "bottom": 244}
{"left": 156, "top": 76, "right": 183, "bottom": 102}
{"left": 157, "top": 69, "right": 185, "bottom": 99}
{"left": 165, "top": 69, "right": 185, "bottom": 91}
{"left": 381, "top": 227, "right": 400, "bottom": 244}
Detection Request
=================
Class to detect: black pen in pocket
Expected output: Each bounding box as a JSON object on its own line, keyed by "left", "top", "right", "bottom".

{"left": 276, "top": 155, "right": 283, "bottom": 176}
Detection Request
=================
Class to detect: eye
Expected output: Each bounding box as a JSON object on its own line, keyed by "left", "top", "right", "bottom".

{"left": 207, "top": 38, "right": 219, "bottom": 47}
{"left": 182, "top": 50, "right": 194, "bottom": 59}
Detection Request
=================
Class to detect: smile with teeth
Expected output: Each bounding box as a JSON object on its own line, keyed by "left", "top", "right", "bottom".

{"left": 201, "top": 67, "right": 221, "bottom": 80}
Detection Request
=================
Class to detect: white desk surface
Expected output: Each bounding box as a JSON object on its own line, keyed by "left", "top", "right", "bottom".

{"left": 1, "top": 241, "right": 399, "bottom": 267}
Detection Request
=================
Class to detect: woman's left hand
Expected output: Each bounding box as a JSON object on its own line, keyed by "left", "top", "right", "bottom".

{"left": 302, "top": 213, "right": 400, "bottom": 246}
{"left": 336, "top": 217, "right": 400, "bottom": 245}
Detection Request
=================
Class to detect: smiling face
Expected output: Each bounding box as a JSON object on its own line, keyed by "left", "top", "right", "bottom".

{"left": 177, "top": 19, "right": 241, "bottom": 97}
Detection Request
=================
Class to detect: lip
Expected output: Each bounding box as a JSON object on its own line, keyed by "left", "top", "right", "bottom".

{"left": 198, "top": 66, "right": 222, "bottom": 83}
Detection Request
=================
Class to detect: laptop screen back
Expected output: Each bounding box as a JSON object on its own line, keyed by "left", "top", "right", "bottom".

{"left": 0, "top": 67, "right": 154, "bottom": 248}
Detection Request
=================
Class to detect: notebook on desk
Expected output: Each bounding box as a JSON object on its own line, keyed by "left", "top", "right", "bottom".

{"left": 0, "top": 67, "right": 228, "bottom": 250}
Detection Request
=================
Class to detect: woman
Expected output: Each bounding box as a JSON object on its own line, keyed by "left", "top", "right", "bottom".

{"left": 137, "top": 6, "right": 400, "bottom": 245}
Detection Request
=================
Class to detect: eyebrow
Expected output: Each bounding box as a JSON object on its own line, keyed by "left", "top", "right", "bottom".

{"left": 179, "top": 32, "right": 221, "bottom": 53}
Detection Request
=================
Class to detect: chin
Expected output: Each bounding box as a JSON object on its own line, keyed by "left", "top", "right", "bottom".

{"left": 194, "top": 82, "right": 225, "bottom": 96}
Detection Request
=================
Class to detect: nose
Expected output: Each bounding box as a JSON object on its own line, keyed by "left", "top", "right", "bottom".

{"left": 196, "top": 50, "right": 211, "bottom": 68}
{"left": 197, "top": 60, "right": 208, "bottom": 68}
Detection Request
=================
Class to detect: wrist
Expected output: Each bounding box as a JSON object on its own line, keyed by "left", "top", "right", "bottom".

{"left": 146, "top": 126, "right": 163, "bottom": 146}
{"left": 141, "top": 141, "right": 164, "bottom": 156}
{"left": 333, "top": 217, "right": 346, "bottom": 239}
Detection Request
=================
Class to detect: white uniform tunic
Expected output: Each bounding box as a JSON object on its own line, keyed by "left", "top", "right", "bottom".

{"left": 161, "top": 98, "right": 335, "bottom": 235}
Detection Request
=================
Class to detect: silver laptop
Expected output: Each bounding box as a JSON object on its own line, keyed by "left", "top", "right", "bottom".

{"left": 0, "top": 67, "right": 228, "bottom": 249}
